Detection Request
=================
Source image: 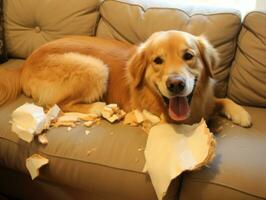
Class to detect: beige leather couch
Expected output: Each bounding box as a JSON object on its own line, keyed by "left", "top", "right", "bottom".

{"left": 0, "top": 0, "right": 265, "bottom": 200}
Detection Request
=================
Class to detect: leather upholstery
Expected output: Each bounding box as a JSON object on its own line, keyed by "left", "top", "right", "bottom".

{"left": 4, "top": 0, "right": 100, "bottom": 59}
{"left": 180, "top": 107, "right": 266, "bottom": 200}
{"left": 0, "top": 0, "right": 266, "bottom": 199}
{"left": 228, "top": 11, "right": 266, "bottom": 107}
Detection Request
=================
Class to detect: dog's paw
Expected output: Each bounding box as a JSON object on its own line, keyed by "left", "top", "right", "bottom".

{"left": 222, "top": 100, "right": 252, "bottom": 127}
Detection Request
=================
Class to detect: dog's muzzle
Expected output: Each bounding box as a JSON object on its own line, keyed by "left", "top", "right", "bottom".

{"left": 161, "top": 77, "right": 197, "bottom": 121}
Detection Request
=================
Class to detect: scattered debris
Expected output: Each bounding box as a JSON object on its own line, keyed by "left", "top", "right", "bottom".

{"left": 57, "top": 115, "right": 80, "bottom": 123}
{"left": 124, "top": 109, "right": 144, "bottom": 126}
{"left": 87, "top": 147, "right": 97, "bottom": 156}
{"left": 123, "top": 109, "right": 162, "bottom": 132}
{"left": 26, "top": 154, "right": 49, "bottom": 180}
{"left": 221, "top": 134, "right": 226, "bottom": 138}
{"left": 37, "top": 134, "right": 48, "bottom": 144}
{"left": 135, "top": 110, "right": 145, "bottom": 123}
{"left": 142, "top": 120, "right": 155, "bottom": 133}
{"left": 63, "top": 112, "right": 88, "bottom": 118}
{"left": 11, "top": 102, "right": 163, "bottom": 142}
{"left": 81, "top": 114, "right": 99, "bottom": 121}
{"left": 84, "top": 121, "right": 95, "bottom": 127}
{"left": 138, "top": 147, "right": 144, "bottom": 152}
{"left": 215, "top": 125, "right": 224, "bottom": 133}
{"left": 52, "top": 121, "right": 76, "bottom": 128}
{"left": 101, "top": 104, "right": 126, "bottom": 123}
{"left": 107, "top": 104, "right": 119, "bottom": 111}
{"left": 10, "top": 101, "right": 217, "bottom": 200}
{"left": 50, "top": 109, "right": 101, "bottom": 129}
{"left": 60, "top": 112, "right": 101, "bottom": 128}
{"left": 87, "top": 102, "right": 106, "bottom": 117}
{"left": 44, "top": 104, "right": 61, "bottom": 128}
{"left": 63, "top": 112, "right": 99, "bottom": 121}
{"left": 142, "top": 110, "right": 161, "bottom": 125}
{"left": 109, "top": 131, "right": 114, "bottom": 136}
{"left": 85, "top": 130, "right": 90, "bottom": 135}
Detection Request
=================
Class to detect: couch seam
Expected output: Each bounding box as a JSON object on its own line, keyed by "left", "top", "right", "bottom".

{"left": 243, "top": 11, "right": 266, "bottom": 22}
{"left": 0, "top": 166, "right": 127, "bottom": 200}
{"left": 100, "top": 0, "right": 241, "bottom": 20}
{"left": 92, "top": 0, "right": 103, "bottom": 36}
{"left": 99, "top": 16, "right": 135, "bottom": 43}
{"left": 99, "top": 9, "right": 241, "bottom": 46}
{"left": 186, "top": 178, "right": 265, "bottom": 199}
{"left": 0, "top": 135, "right": 146, "bottom": 175}
{"left": 227, "top": 27, "right": 248, "bottom": 98}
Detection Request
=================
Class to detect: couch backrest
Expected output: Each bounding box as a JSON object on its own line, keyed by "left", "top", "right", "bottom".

{"left": 227, "top": 11, "right": 266, "bottom": 107}
{"left": 96, "top": 0, "right": 242, "bottom": 97}
{"left": 3, "top": 0, "right": 243, "bottom": 98}
{"left": 4, "top": 0, "right": 101, "bottom": 59}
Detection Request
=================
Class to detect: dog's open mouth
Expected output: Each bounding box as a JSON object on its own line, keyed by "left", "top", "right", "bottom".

{"left": 159, "top": 77, "right": 197, "bottom": 121}
{"left": 162, "top": 93, "right": 193, "bottom": 121}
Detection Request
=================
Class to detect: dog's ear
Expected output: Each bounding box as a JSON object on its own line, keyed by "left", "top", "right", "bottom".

{"left": 127, "top": 43, "right": 148, "bottom": 88}
{"left": 197, "top": 36, "right": 220, "bottom": 78}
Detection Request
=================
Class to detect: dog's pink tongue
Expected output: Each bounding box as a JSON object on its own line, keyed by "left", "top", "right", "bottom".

{"left": 168, "top": 96, "right": 190, "bottom": 121}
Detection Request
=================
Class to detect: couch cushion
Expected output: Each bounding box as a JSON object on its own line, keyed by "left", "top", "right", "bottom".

{"left": 4, "top": 0, "right": 101, "bottom": 59}
{"left": 0, "top": 60, "right": 179, "bottom": 200}
{"left": 0, "top": 167, "right": 179, "bottom": 200}
{"left": 97, "top": 0, "right": 242, "bottom": 97}
{"left": 0, "top": 99, "right": 157, "bottom": 200}
{"left": 228, "top": 11, "right": 266, "bottom": 107}
{"left": 179, "top": 106, "right": 266, "bottom": 200}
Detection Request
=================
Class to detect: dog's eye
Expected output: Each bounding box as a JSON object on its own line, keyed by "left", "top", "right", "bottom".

{"left": 183, "top": 52, "right": 194, "bottom": 61}
{"left": 153, "top": 56, "right": 164, "bottom": 64}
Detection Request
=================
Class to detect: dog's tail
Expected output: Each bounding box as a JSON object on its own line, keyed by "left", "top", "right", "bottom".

{"left": 0, "top": 66, "right": 22, "bottom": 106}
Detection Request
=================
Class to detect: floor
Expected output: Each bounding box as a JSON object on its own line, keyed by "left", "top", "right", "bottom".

{"left": 0, "top": 194, "right": 19, "bottom": 200}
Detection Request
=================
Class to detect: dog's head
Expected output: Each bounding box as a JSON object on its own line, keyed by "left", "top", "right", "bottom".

{"left": 127, "top": 30, "right": 219, "bottom": 122}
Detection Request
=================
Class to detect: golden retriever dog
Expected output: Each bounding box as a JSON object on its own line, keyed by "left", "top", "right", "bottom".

{"left": 0, "top": 30, "right": 251, "bottom": 127}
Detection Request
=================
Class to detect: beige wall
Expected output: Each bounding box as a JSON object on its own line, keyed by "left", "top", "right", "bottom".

{"left": 256, "top": 0, "right": 266, "bottom": 11}
{"left": 181, "top": 0, "right": 256, "bottom": 15}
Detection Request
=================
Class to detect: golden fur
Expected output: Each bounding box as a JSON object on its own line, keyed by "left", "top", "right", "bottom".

{"left": 0, "top": 31, "right": 251, "bottom": 127}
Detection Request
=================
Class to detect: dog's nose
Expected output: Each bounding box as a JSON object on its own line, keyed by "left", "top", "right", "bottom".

{"left": 166, "top": 76, "right": 185, "bottom": 94}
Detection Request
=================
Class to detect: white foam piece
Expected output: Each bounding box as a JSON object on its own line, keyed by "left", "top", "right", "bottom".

{"left": 44, "top": 104, "right": 61, "bottom": 128}
{"left": 10, "top": 103, "right": 60, "bottom": 142}
{"left": 11, "top": 123, "right": 35, "bottom": 143}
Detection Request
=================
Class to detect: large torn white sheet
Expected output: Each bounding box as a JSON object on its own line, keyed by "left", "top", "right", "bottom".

{"left": 144, "top": 119, "right": 216, "bottom": 200}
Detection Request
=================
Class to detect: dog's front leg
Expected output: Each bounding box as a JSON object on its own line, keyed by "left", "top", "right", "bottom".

{"left": 215, "top": 98, "right": 252, "bottom": 127}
